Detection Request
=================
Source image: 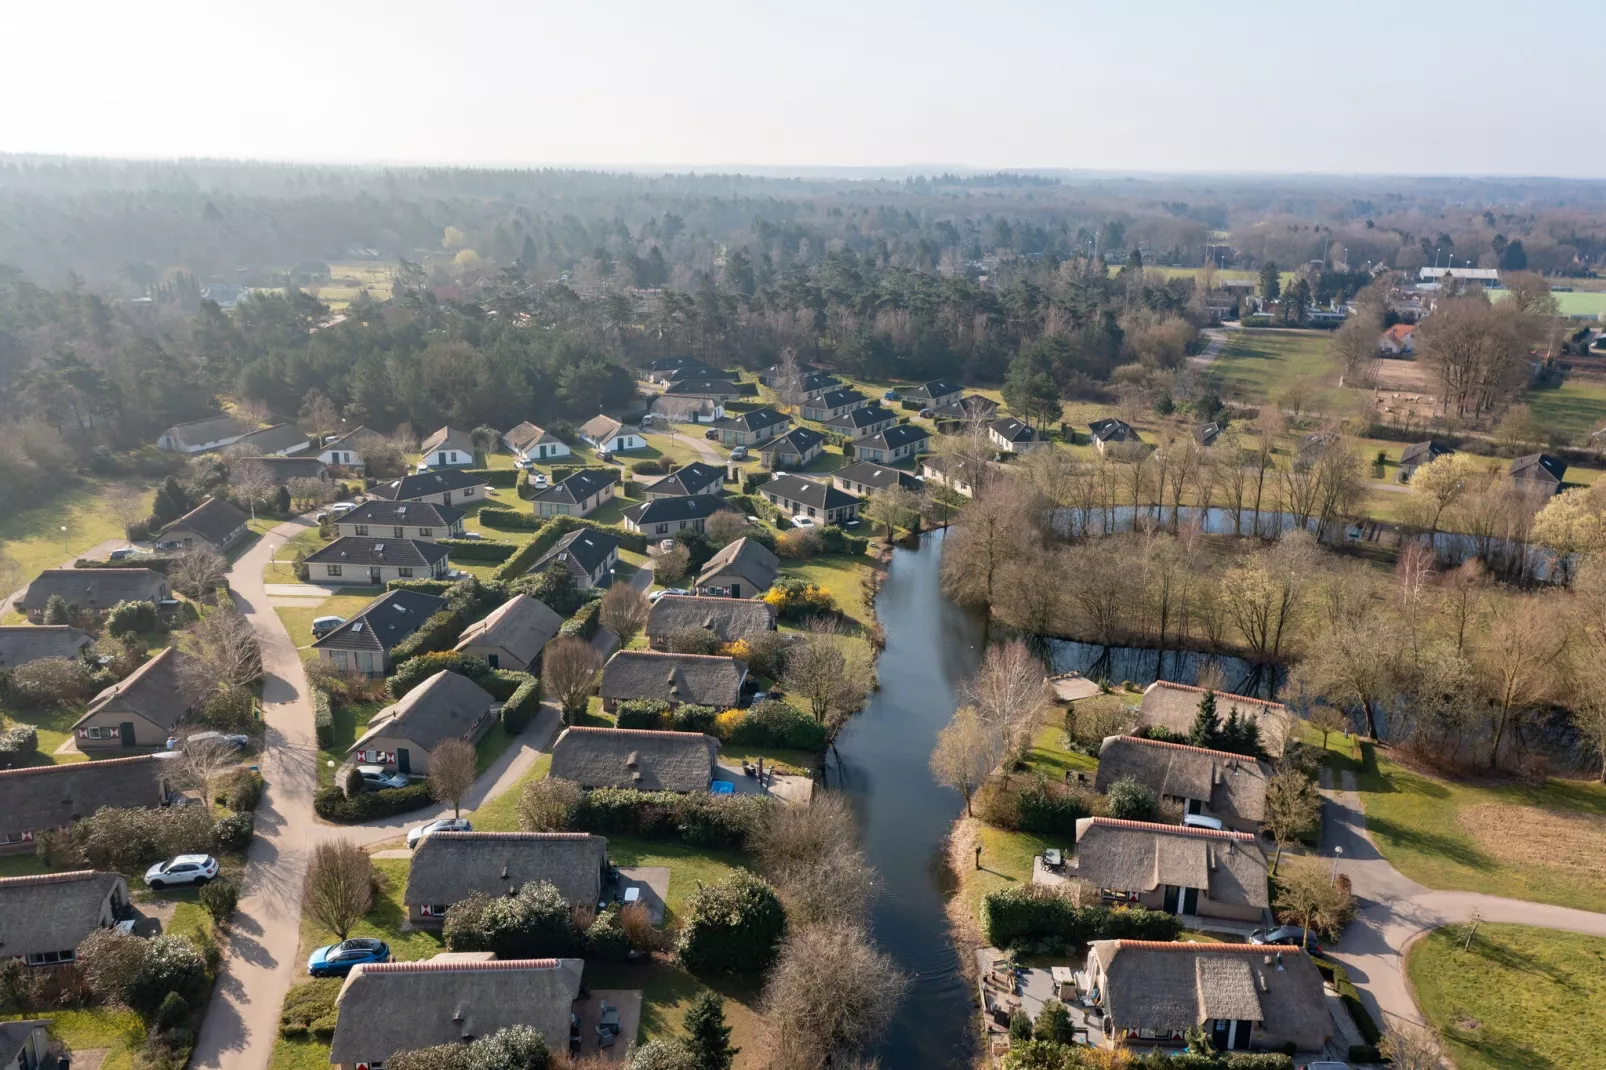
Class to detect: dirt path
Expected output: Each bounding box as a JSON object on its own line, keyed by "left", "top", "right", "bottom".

{"left": 1188, "top": 326, "right": 1236, "bottom": 370}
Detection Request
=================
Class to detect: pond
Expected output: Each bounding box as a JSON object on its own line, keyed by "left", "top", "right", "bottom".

{"left": 1045, "top": 639, "right": 1279, "bottom": 698}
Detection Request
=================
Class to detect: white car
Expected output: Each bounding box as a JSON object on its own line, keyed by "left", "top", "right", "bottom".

{"left": 407, "top": 817, "right": 473, "bottom": 849}
{"left": 648, "top": 588, "right": 690, "bottom": 604}
{"left": 357, "top": 765, "right": 410, "bottom": 791}
{"left": 659, "top": 539, "right": 677, "bottom": 551}
{"left": 144, "top": 854, "right": 219, "bottom": 890}
{"left": 1182, "top": 813, "right": 1224, "bottom": 831}
{"left": 514, "top": 457, "right": 535, "bottom": 470}
{"left": 790, "top": 515, "right": 817, "bottom": 529}
{"left": 329, "top": 502, "right": 358, "bottom": 515}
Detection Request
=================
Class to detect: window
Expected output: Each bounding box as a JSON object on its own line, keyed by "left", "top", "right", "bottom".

{"left": 393, "top": 527, "right": 405, "bottom": 539}
{"left": 463, "top": 486, "right": 476, "bottom": 497}
{"left": 85, "top": 726, "right": 116, "bottom": 739}
{"left": 354, "top": 525, "right": 369, "bottom": 536}
{"left": 327, "top": 565, "right": 343, "bottom": 577}
{"left": 329, "top": 651, "right": 349, "bottom": 670}
{"left": 807, "top": 507, "right": 817, "bottom": 518}
{"left": 0, "top": 830, "right": 28, "bottom": 845}
{"left": 419, "top": 527, "right": 432, "bottom": 537}
{"left": 25, "top": 949, "right": 75, "bottom": 966}
{"left": 398, "top": 567, "right": 414, "bottom": 578}
{"left": 656, "top": 523, "right": 669, "bottom": 535}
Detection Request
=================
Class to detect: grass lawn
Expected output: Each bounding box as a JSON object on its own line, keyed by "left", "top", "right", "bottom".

{"left": 0, "top": 476, "right": 159, "bottom": 601}
{"left": 1, "top": 702, "right": 90, "bottom": 764}
{"left": 1204, "top": 329, "right": 1337, "bottom": 405}
{"left": 1407, "top": 923, "right": 1606, "bottom": 1070}
{"left": 264, "top": 526, "right": 332, "bottom": 583}
{"left": 317, "top": 699, "right": 388, "bottom": 786}
{"left": 958, "top": 819, "right": 1058, "bottom": 922}
{"left": 0, "top": 1008, "right": 146, "bottom": 1070}
{"left": 780, "top": 554, "right": 873, "bottom": 627}
{"left": 1022, "top": 722, "right": 1099, "bottom": 782}
{"left": 585, "top": 960, "right": 766, "bottom": 1068}
{"left": 600, "top": 836, "right": 752, "bottom": 924}
{"left": 469, "top": 753, "right": 552, "bottom": 831}
{"left": 0, "top": 854, "right": 52, "bottom": 878}
{"left": 474, "top": 722, "right": 516, "bottom": 776}
{"left": 272, "top": 589, "right": 383, "bottom": 649}
{"left": 1529, "top": 376, "right": 1606, "bottom": 441}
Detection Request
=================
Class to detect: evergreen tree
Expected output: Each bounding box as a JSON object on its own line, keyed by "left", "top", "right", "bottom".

{"left": 682, "top": 991, "right": 737, "bottom": 1070}
{"left": 152, "top": 476, "right": 192, "bottom": 526}
{"left": 1189, "top": 691, "right": 1220, "bottom": 748}
{"left": 42, "top": 595, "right": 78, "bottom": 626}
{"left": 274, "top": 485, "right": 292, "bottom": 515}
{"left": 1499, "top": 240, "right": 1527, "bottom": 271}
{"left": 1259, "top": 261, "right": 1281, "bottom": 301}
{"left": 1220, "top": 708, "right": 1244, "bottom": 751}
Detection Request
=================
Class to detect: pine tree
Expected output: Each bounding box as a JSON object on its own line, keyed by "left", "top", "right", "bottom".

{"left": 683, "top": 991, "right": 737, "bottom": 1070}
{"left": 1221, "top": 708, "right": 1243, "bottom": 751}
{"left": 274, "top": 485, "right": 291, "bottom": 516}
{"left": 1259, "top": 261, "right": 1281, "bottom": 301}
{"left": 1189, "top": 691, "right": 1220, "bottom": 748}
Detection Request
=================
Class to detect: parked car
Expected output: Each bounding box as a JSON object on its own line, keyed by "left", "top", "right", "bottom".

{"left": 704, "top": 428, "right": 719, "bottom": 440}
{"left": 307, "top": 938, "right": 391, "bottom": 977}
{"left": 166, "top": 730, "right": 249, "bottom": 752}
{"left": 882, "top": 389, "right": 900, "bottom": 401}
{"left": 515, "top": 457, "right": 535, "bottom": 470}
{"left": 357, "top": 765, "right": 410, "bottom": 791}
{"left": 729, "top": 446, "right": 748, "bottom": 460}
{"left": 659, "top": 538, "right": 677, "bottom": 552}
{"left": 311, "top": 615, "right": 346, "bottom": 638}
{"left": 531, "top": 473, "right": 549, "bottom": 489}
{"left": 1249, "top": 925, "right": 1323, "bottom": 955}
{"left": 790, "top": 515, "right": 817, "bottom": 529}
{"left": 1182, "top": 813, "right": 1224, "bottom": 831}
{"left": 144, "top": 854, "right": 219, "bottom": 890}
{"left": 648, "top": 588, "right": 690, "bottom": 604}
{"left": 108, "top": 547, "right": 148, "bottom": 561}
{"left": 458, "top": 530, "right": 482, "bottom": 539}
{"left": 597, "top": 448, "right": 614, "bottom": 461}
{"left": 329, "top": 502, "right": 358, "bottom": 515}
{"left": 407, "top": 817, "right": 472, "bottom": 849}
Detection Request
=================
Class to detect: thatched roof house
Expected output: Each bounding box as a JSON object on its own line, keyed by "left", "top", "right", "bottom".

{"left": 598, "top": 650, "right": 747, "bottom": 711}
{"left": 645, "top": 595, "right": 776, "bottom": 649}
{"left": 550, "top": 726, "right": 718, "bottom": 792}
{"left": 1094, "top": 736, "right": 1270, "bottom": 832}
{"left": 404, "top": 832, "right": 608, "bottom": 922}
{"left": 453, "top": 593, "right": 563, "bottom": 673}
{"left": 1137, "top": 682, "right": 1292, "bottom": 757}
{"left": 0, "top": 870, "right": 130, "bottom": 964}
{"left": 0, "top": 625, "right": 94, "bottom": 669}
{"left": 1073, "top": 818, "right": 1268, "bottom": 922}
{"left": 0, "top": 754, "right": 173, "bottom": 853}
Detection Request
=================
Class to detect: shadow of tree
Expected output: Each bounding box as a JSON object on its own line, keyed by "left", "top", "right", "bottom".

{"left": 1366, "top": 816, "right": 1494, "bottom": 871}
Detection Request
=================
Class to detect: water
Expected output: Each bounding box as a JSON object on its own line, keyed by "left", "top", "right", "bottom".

{"left": 1045, "top": 639, "right": 1278, "bottom": 698}
{"left": 828, "top": 530, "right": 986, "bottom": 1069}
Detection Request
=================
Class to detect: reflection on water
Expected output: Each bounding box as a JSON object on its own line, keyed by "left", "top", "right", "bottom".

{"left": 1046, "top": 639, "right": 1283, "bottom": 698}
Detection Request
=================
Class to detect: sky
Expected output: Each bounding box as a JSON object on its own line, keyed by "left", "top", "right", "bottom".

{"left": 6, "top": 0, "right": 1605, "bottom": 177}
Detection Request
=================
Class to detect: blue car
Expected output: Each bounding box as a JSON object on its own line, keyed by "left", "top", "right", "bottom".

{"left": 307, "top": 938, "right": 390, "bottom": 977}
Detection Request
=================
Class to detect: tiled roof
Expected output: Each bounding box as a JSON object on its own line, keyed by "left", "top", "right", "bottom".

{"left": 312, "top": 589, "right": 446, "bottom": 654}
{"left": 303, "top": 537, "right": 449, "bottom": 568}
{"left": 368, "top": 469, "right": 487, "bottom": 501}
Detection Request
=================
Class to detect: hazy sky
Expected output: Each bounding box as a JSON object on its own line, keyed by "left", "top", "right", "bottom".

{"left": 7, "top": 0, "right": 1604, "bottom": 177}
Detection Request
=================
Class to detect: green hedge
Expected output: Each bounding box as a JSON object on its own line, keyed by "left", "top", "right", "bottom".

{"left": 492, "top": 515, "right": 647, "bottom": 584}
{"left": 76, "top": 554, "right": 182, "bottom": 574}
{"left": 390, "top": 653, "right": 532, "bottom": 700}
{"left": 386, "top": 578, "right": 458, "bottom": 596}
{"left": 387, "top": 608, "right": 464, "bottom": 662}
{"left": 615, "top": 699, "right": 671, "bottom": 730}
{"left": 1314, "top": 957, "right": 1381, "bottom": 1044}
{"left": 501, "top": 678, "right": 543, "bottom": 733}
{"left": 0, "top": 723, "right": 39, "bottom": 770}
{"left": 312, "top": 690, "right": 334, "bottom": 748}
{"left": 478, "top": 507, "right": 546, "bottom": 531}
{"left": 818, "top": 526, "right": 868, "bottom": 556}
{"left": 980, "top": 887, "right": 1182, "bottom": 948}
{"left": 558, "top": 600, "right": 602, "bottom": 640}
{"left": 565, "top": 787, "right": 771, "bottom": 849}
{"left": 439, "top": 537, "right": 516, "bottom": 562}
{"left": 313, "top": 782, "right": 435, "bottom": 822}
{"left": 461, "top": 468, "right": 519, "bottom": 488}
{"left": 726, "top": 700, "right": 825, "bottom": 750}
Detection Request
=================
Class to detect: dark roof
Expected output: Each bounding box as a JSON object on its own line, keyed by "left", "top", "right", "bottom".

{"left": 646, "top": 355, "right": 713, "bottom": 374}
{"left": 235, "top": 423, "right": 308, "bottom": 455}
{"left": 160, "top": 496, "right": 248, "bottom": 546}
{"left": 0, "top": 870, "right": 126, "bottom": 959}
{"left": 1511, "top": 452, "right": 1566, "bottom": 484}
{"left": 904, "top": 378, "right": 963, "bottom": 402}
{"left": 810, "top": 388, "right": 865, "bottom": 409}
{"left": 1195, "top": 422, "right": 1223, "bottom": 447}
{"left": 0, "top": 754, "right": 172, "bottom": 836}
{"left": 714, "top": 407, "right": 789, "bottom": 432}
{"left": 599, "top": 650, "right": 747, "bottom": 708}
{"left": 1090, "top": 417, "right": 1139, "bottom": 443}
{"left": 643, "top": 463, "right": 725, "bottom": 497}
{"left": 312, "top": 589, "right": 447, "bottom": 654}
{"left": 761, "top": 474, "right": 857, "bottom": 512}
{"left": 257, "top": 456, "right": 331, "bottom": 482}
{"left": 330, "top": 956, "right": 584, "bottom": 1066}
{"left": 453, "top": 594, "right": 563, "bottom": 664}
{"left": 420, "top": 426, "right": 475, "bottom": 456}
{"left": 833, "top": 461, "right": 922, "bottom": 494}
{"left": 369, "top": 468, "right": 487, "bottom": 501}
{"left": 337, "top": 499, "right": 465, "bottom": 529}
{"left": 0, "top": 625, "right": 94, "bottom": 669}
{"left": 1138, "top": 681, "right": 1292, "bottom": 757}
{"left": 1400, "top": 440, "right": 1453, "bottom": 467}
{"left": 18, "top": 568, "right": 167, "bottom": 612}
{"left": 352, "top": 671, "right": 498, "bottom": 754}
{"left": 990, "top": 416, "right": 1037, "bottom": 444}
{"left": 161, "top": 414, "right": 253, "bottom": 447}
{"left": 623, "top": 495, "right": 736, "bottom": 526}
{"left": 757, "top": 426, "right": 825, "bottom": 457}
{"left": 1073, "top": 818, "right": 1268, "bottom": 909}
{"left": 1094, "top": 736, "right": 1270, "bottom": 825}
{"left": 646, "top": 595, "right": 776, "bottom": 642}
{"left": 930, "top": 394, "right": 999, "bottom": 420}
{"left": 303, "top": 537, "right": 449, "bottom": 568}
{"left": 663, "top": 378, "right": 739, "bottom": 396}
{"left": 532, "top": 468, "right": 617, "bottom": 506}
{"left": 800, "top": 372, "right": 841, "bottom": 393}
{"left": 532, "top": 528, "right": 619, "bottom": 575}
{"left": 404, "top": 832, "right": 608, "bottom": 910}
{"left": 73, "top": 646, "right": 199, "bottom": 734}
{"left": 550, "top": 726, "right": 719, "bottom": 792}
{"left": 859, "top": 424, "right": 931, "bottom": 451}
{"left": 696, "top": 537, "right": 779, "bottom": 592}
{"left": 824, "top": 405, "right": 896, "bottom": 431}
{"left": 0, "top": 1022, "right": 51, "bottom": 1068}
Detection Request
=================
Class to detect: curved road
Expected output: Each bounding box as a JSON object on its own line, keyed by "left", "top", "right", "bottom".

{"left": 1319, "top": 769, "right": 1606, "bottom": 1036}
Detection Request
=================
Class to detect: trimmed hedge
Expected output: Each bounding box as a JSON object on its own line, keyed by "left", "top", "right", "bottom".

{"left": 1016, "top": 775, "right": 1089, "bottom": 835}
{"left": 75, "top": 555, "right": 182, "bottom": 574}
{"left": 1314, "top": 957, "right": 1381, "bottom": 1045}
{"left": 438, "top": 537, "right": 516, "bottom": 562}
{"left": 386, "top": 578, "right": 458, "bottom": 596}
{"left": 478, "top": 507, "right": 546, "bottom": 531}
{"left": 501, "top": 677, "right": 543, "bottom": 733}
{"left": 312, "top": 690, "right": 335, "bottom": 748}
{"left": 725, "top": 700, "right": 826, "bottom": 750}
{"left": 390, "top": 653, "right": 533, "bottom": 700}
{"left": 558, "top": 599, "right": 602, "bottom": 640}
{"left": 387, "top": 608, "right": 464, "bottom": 662}
{"left": 461, "top": 467, "right": 519, "bottom": 488}
{"left": 980, "top": 886, "right": 1182, "bottom": 948}
{"left": 313, "top": 781, "right": 434, "bottom": 822}
{"left": 616, "top": 698, "right": 672, "bottom": 730}
{"left": 564, "top": 786, "right": 771, "bottom": 849}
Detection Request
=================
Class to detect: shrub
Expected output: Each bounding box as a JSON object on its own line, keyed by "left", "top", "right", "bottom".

{"left": 775, "top": 527, "right": 823, "bottom": 559}
{"left": 155, "top": 991, "right": 190, "bottom": 1032}
{"left": 665, "top": 627, "right": 721, "bottom": 655}
{"left": 104, "top": 600, "right": 161, "bottom": 637}
{"left": 77, "top": 928, "right": 149, "bottom": 1004}
{"left": 477, "top": 507, "right": 546, "bottom": 531}
{"left": 74, "top": 805, "right": 217, "bottom": 873}
{"left": 478, "top": 881, "right": 584, "bottom": 959}
{"left": 0, "top": 723, "right": 39, "bottom": 770}
{"left": 501, "top": 677, "right": 542, "bottom": 734}
{"left": 585, "top": 906, "right": 632, "bottom": 963}
{"left": 672, "top": 704, "right": 718, "bottom": 734}
{"left": 278, "top": 978, "right": 341, "bottom": 1038}
{"left": 676, "top": 872, "right": 787, "bottom": 975}
{"left": 386, "top": 578, "right": 460, "bottom": 596}
{"left": 627, "top": 1040, "right": 698, "bottom": 1070}
{"left": 440, "top": 537, "right": 516, "bottom": 562}
{"left": 816, "top": 526, "right": 868, "bottom": 556}
{"left": 1106, "top": 776, "right": 1161, "bottom": 822}
{"left": 466, "top": 1025, "right": 550, "bottom": 1070}
{"left": 519, "top": 780, "right": 770, "bottom": 848}
{"left": 390, "top": 651, "right": 504, "bottom": 698}
{"left": 312, "top": 689, "right": 335, "bottom": 746}
{"left": 8, "top": 657, "right": 93, "bottom": 706}
{"left": 442, "top": 892, "right": 493, "bottom": 952}
{"left": 1015, "top": 776, "right": 1088, "bottom": 835}
{"left": 727, "top": 632, "right": 788, "bottom": 679}
{"left": 127, "top": 935, "right": 209, "bottom": 1020}
{"left": 313, "top": 781, "right": 435, "bottom": 822}
{"left": 727, "top": 699, "right": 825, "bottom": 750}
{"left": 631, "top": 458, "right": 668, "bottom": 475}
{"left": 615, "top": 698, "right": 672, "bottom": 730}
{"left": 516, "top": 777, "right": 584, "bottom": 832}
{"left": 761, "top": 578, "right": 835, "bottom": 621}
{"left": 212, "top": 812, "right": 255, "bottom": 852}
{"left": 199, "top": 879, "right": 240, "bottom": 925}
{"left": 979, "top": 886, "right": 1182, "bottom": 948}
{"left": 558, "top": 599, "right": 601, "bottom": 641}
{"left": 460, "top": 467, "right": 519, "bottom": 488}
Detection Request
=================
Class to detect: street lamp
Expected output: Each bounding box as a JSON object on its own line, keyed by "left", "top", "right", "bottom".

{"left": 1330, "top": 845, "right": 1344, "bottom": 886}
{"left": 60, "top": 525, "right": 68, "bottom": 554}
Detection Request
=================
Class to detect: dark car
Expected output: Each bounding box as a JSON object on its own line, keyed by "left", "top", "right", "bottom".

{"left": 307, "top": 937, "right": 391, "bottom": 977}
{"left": 704, "top": 428, "right": 719, "bottom": 440}
{"left": 1250, "top": 925, "right": 1323, "bottom": 955}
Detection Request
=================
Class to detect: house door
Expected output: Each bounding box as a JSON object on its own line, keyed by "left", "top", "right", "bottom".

{"left": 443, "top": 491, "right": 453, "bottom": 506}
{"left": 729, "top": 583, "right": 740, "bottom": 599}
{"left": 1186, "top": 798, "right": 1203, "bottom": 816}
{"left": 1162, "top": 885, "right": 1180, "bottom": 914}
{"left": 437, "top": 452, "right": 449, "bottom": 467}
{"left": 369, "top": 566, "right": 383, "bottom": 585}
{"left": 487, "top": 654, "right": 500, "bottom": 669}
{"left": 119, "top": 721, "right": 136, "bottom": 748}
{"left": 1212, "top": 1019, "right": 1232, "bottom": 1051}
{"left": 396, "top": 748, "right": 411, "bottom": 775}
{"left": 1181, "top": 887, "right": 1199, "bottom": 914}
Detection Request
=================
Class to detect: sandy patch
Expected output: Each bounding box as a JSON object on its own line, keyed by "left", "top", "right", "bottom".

{"left": 1458, "top": 803, "right": 1606, "bottom": 881}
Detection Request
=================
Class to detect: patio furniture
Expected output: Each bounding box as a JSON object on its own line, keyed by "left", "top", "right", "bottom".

{"left": 1043, "top": 848, "right": 1063, "bottom": 869}
{"left": 623, "top": 886, "right": 641, "bottom": 905}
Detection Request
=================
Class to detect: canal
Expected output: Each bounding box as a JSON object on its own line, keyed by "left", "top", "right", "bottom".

{"left": 829, "top": 529, "right": 987, "bottom": 1069}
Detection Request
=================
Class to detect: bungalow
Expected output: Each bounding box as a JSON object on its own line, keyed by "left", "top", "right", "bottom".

{"left": 598, "top": 650, "right": 747, "bottom": 712}
{"left": 0, "top": 754, "right": 173, "bottom": 855}
{"left": 1195, "top": 422, "right": 1224, "bottom": 448}
{"left": 349, "top": 670, "right": 500, "bottom": 776}
{"left": 854, "top": 424, "right": 930, "bottom": 465}
{"left": 531, "top": 528, "right": 620, "bottom": 590}
{"left": 757, "top": 427, "right": 825, "bottom": 470}
{"left": 550, "top": 725, "right": 719, "bottom": 792}
{"left": 621, "top": 495, "right": 735, "bottom": 537}
{"left": 832, "top": 460, "right": 923, "bottom": 498}
{"left": 0, "top": 1020, "right": 52, "bottom": 1070}
{"left": 419, "top": 426, "right": 476, "bottom": 468}
{"left": 70, "top": 647, "right": 199, "bottom": 751}
{"left": 234, "top": 422, "right": 310, "bottom": 457}
{"left": 661, "top": 378, "right": 742, "bottom": 402}
{"left": 334, "top": 500, "right": 465, "bottom": 542}
{"left": 303, "top": 537, "right": 450, "bottom": 586}
{"left": 695, "top": 537, "right": 778, "bottom": 599}
{"left": 651, "top": 394, "right": 726, "bottom": 424}
{"left": 156, "top": 414, "right": 254, "bottom": 454}
{"left": 578, "top": 415, "right": 644, "bottom": 454}
{"left": 18, "top": 569, "right": 169, "bottom": 622}
{"left": 328, "top": 954, "right": 584, "bottom": 1070}
{"left": 1072, "top": 817, "right": 1269, "bottom": 923}
{"left": 312, "top": 589, "right": 447, "bottom": 677}
{"left": 453, "top": 593, "right": 564, "bottom": 672}
{"left": 258, "top": 456, "right": 332, "bottom": 485}
{"left": 642, "top": 462, "right": 725, "bottom": 499}
{"left": 646, "top": 356, "right": 723, "bottom": 383}
{"left": 1090, "top": 418, "right": 1140, "bottom": 454}
{"left": 929, "top": 394, "right": 1000, "bottom": 423}
{"left": 1398, "top": 440, "right": 1454, "bottom": 482}
{"left": 1296, "top": 432, "right": 1332, "bottom": 468}
{"left": 155, "top": 497, "right": 250, "bottom": 554}
{"left": 316, "top": 426, "right": 385, "bottom": 469}
{"left": 712, "top": 407, "right": 790, "bottom": 447}
{"left": 1137, "top": 681, "right": 1292, "bottom": 758}
{"left": 796, "top": 371, "right": 842, "bottom": 401}
{"left": 801, "top": 388, "right": 868, "bottom": 422}
{"left": 1379, "top": 323, "right": 1416, "bottom": 355}
{"left": 404, "top": 831, "right": 609, "bottom": 924}
{"left": 760, "top": 474, "right": 861, "bottom": 525}
{"left": 1081, "top": 940, "right": 1330, "bottom": 1053}
{"left": 502, "top": 421, "right": 571, "bottom": 463}
{"left": 0, "top": 870, "right": 131, "bottom": 967}
{"left": 989, "top": 416, "right": 1043, "bottom": 452}
{"left": 645, "top": 595, "right": 776, "bottom": 650}
{"left": 532, "top": 468, "right": 618, "bottom": 518}
{"left": 902, "top": 379, "right": 965, "bottom": 409}
{"left": 1094, "top": 736, "right": 1271, "bottom": 833}
{"left": 920, "top": 455, "right": 987, "bottom": 497}
{"left": 1511, "top": 452, "right": 1566, "bottom": 493}
{"left": 0, "top": 626, "right": 94, "bottom": 670}
{"left": 368, "top": 469, "right": 487, "bottom": 508}
{"left": 823, "top": 404, "right": 896, "bottom": 440}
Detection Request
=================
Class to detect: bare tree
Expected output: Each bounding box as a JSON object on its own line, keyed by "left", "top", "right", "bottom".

{"left": 1272, "top": 858, "right": 1355, "bottom": 949}
{"left": 1306, "top": 705, "right": 1348, "bottom": 752}
{"left": 965, "top": 640, "right": 1050, "bottom": 767}
{"left": 1289, "top": 613, "right": 1397, "bottom": 739}
{"left": 300, "top": 389, "right": 340, "bottom": 439}
{"left": 863, "top": 486, "right": 922, "bottom": 543}
{"left": 772, "top": 348, "right": 805, "bottom": 411}
{"left": 1331, "top": 310, "right": 1382, "bottom": 387}
{"left": 171, "top": 547, "right": 228, "bottom": 600}
{"left": 1379, "top": 1021, "right": 1444, "bottom": 1070}
{"left": 598, "top": 585, "right": 650, "bottom": 649}
{"left": 1476, "top": 596, "right": 1567, "bottom": 768}
{"left": 704, "top": 510, "right": 748, "bottom": 547}
{"left": 1263, "top": 769, "right": 1321, "bottom": 873}
{"left": 939, "top": 480, "right": 1041, "bottom": 613}
{"left": 177, "top": 734, "right": 240, "bottom": 804}
{"left": 754, "top": 794, "right": 873, "bottom": 926}
{"left": 231, "top": 460, "right": 275, "bottom": 520}
{"left": 179, "top": 605, "right": 263, "bottom": 709}
{"left": 106, "top": 486, "right": 149, "bottom": 538}
{"left": 653, "top": 543, "right": 692, "bottom": 587}
{"left": 782, "top": 627, "right": 873, "bottom": 742}
{"left": 543, "top": 637, "right": 603, "bottom": 724}
{"left": 929, "top": 706, "right": 998, "bottom": 816}
{"left": 287, "top": 476, "right": 337, "bottom": 509}
{"left": 428, "top": 738, "right": 477, "bottom": 817}
{"left": 304, "top": 840, "right": 374, "bottom": 941}
{"left": 761, "top": 921, "right": 908, "bottom": 1070}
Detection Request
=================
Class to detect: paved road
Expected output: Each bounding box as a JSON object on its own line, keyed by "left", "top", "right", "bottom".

{"left": 1319, "top": 768, "right": 1606, "bottom": 1034}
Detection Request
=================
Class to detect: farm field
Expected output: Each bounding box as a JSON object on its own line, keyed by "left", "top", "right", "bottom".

{"left": 1528, "top": 376, "right": 1606, "bottom": 441}
{"left": 1491, "top": 286, "right": 1606, "bottom": 319}
{"left": 1203, "top": 328, "right": 1340, "bottom": 405}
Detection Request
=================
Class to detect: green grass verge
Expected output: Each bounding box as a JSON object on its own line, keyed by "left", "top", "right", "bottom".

{"left": 779, "top": 554, "right": 873, "bottom": 627}
{"left": 317, "top": 699, "right": 387, "bottom": 787}
{"left": 469, "top": 753, "right": 552, "bottom": 832}
{"left": 1407, "top": 923, "right": 1606, "bottom": 1070}
{"left": 2, "top": 701, "right": 90, "bottom": 764}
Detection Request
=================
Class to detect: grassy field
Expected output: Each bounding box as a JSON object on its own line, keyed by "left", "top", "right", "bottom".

{"left": 469, "top": 753, "right": 552, "bottom": 831}
{"left": 1204, "top": 329, "right": 1338, "bottom": 405}
{"left": 1407, "top": 923, "right": 1606, "bottom": 1070}
{"left": 272, "top": 589, "right": 383, "bottom": 649}
{"left": 1529, "top": 376, "right": 1606, "bottom": 441}
{"left": 0, "top": 1008, "right": 146, "bottom": 1070}
{"left": 0, "top": 701, "right": 89, "bottom": 763}
{"left": 263, "top": 526, "right": 333, "bottom": 583}
{"left": 0, "top": 477, "right": 157, "bottom": 600}
{"left": 586, "top": 960, "right": 766, "bottom": 1068}
{"left": 779, "top": 555, "right": 874, "bottom": 627}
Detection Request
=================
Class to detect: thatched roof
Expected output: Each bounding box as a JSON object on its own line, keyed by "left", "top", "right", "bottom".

{"left": 599, "top": 650, "right": 747, "bottom": 708}
{"left": 645, "top": 595, "right": 775, "bottom": 643}
{"left": 1073, "top": 818, "right": 1268, "bottom": 909}
{"left": 72, "top": 647, "right": 200, "bottom": 735}
{"left": 0, "top": 625, "right": 94, "bottom": 669}
{"left": 0, "top": 870, "right": 125, "bottom": 959}
{"left": 1138, "top": 681, "right": 1292, "bottom": 757}
{"left": 0, "top": 754, "right": 172, "bottom": 837}
{"left": 160, "top": 414, "right": 253, "bottom": 448}
{"left": 235, "top": 423, "right": 309, "bottom": 455}
{"left": 330, "top": 956, "right": 583, "bottom": 1065}
{"left": 18, "top": 569, "right": 167, "bottom": 613}
{"left": 404, "top": 832, "right": 608, "bottom": 910}
{"left": 696, "top": 537, "right": 779, "bottom": 593}
{"left": 1087, "top": 940, "right": 1330, "bottom": 1048}
{"left": 421, "top": 426, "right": 475, "bottom": 456}
{"left": 1093, "top": 736, "right": 1270, "bottom": 825}
{"left": 159, "top": 496, "right": 248, "bottom": 547}
{"left": 453, "top": 594, "right": 563, "bottom": 664}
{"left": 503, "top": 421, "right": 565, "bottom": 452}
{"left": 550, "top": 726, "right": 717, "bottom": 792}
{"left": 352, "top": 671, "right": 498, "bottom": 754}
